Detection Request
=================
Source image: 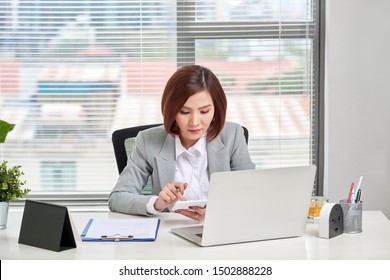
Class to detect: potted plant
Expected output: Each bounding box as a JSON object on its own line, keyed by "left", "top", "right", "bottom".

{"left": 0, "top": 120, "right": 30, "bottom": 230}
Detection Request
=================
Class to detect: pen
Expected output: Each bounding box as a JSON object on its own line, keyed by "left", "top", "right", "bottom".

{"left": 355, "top": 189, "right": 362, "bottom": 203}
{"left": 347, "top": 182, "right": 355, "bottom": 203}
{"left": 351, "top": 176, "right": 363, "bottom": 204}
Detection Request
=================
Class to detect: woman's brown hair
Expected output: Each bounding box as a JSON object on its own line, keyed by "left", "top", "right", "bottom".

{"left": 161, "top": 65, "right": 227, "bottom": 142}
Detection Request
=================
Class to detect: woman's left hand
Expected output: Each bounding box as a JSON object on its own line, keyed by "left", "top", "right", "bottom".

{"left": 176, "top": 206, "right": 206, "bottom": 221}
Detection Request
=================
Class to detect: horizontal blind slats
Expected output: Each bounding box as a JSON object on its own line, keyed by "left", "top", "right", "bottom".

{"left": 1, "top": 0, "right": 318, "bottom": 193}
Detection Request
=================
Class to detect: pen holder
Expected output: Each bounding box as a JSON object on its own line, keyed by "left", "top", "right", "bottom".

{"left": 339, "top": 199, "right": 363, "bottom": 234}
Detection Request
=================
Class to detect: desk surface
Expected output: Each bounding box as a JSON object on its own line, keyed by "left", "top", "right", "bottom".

{"left": 1, "top": 209, "right": 390, "bottom": 260}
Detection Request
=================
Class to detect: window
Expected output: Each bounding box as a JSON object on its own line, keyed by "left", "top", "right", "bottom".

{"left": 0, "top": 0, "right": 324, "bottom": 199}
{"left": 41, "top": 161, "right": 76, "bottom": 191}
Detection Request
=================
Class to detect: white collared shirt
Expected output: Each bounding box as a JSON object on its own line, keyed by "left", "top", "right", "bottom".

{"left": 174, "top": 134, "right": 209, "bottom": 200}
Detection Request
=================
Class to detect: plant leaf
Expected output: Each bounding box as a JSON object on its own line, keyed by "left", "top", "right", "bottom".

{"left": 0, "top": 120, "right": 15, "bottom": 144}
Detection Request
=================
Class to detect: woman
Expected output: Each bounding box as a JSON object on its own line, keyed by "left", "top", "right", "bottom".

{"left": 108, "top": 65, "right": 255, "bottom": 220}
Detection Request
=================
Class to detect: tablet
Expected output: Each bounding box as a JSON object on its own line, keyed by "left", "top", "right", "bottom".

{"left": 171, "top": 200, "right": 207, "bottom": 212}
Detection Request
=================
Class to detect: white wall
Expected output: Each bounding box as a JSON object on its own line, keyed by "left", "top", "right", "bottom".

{"left": 325, "top": 0, "right": 390, "bottom": 219}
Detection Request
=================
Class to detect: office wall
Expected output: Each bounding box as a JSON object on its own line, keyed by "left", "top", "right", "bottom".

{"left": 325, "top": 0, "right": 390, "bottom": 219}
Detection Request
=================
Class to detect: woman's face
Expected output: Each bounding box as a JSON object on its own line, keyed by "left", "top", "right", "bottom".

{"left": 175, "top": 90, "right": 215, "bottom": 149}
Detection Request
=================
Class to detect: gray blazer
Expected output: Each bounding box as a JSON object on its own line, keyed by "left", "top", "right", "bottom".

{"left": 108, "top": 121, "right": 255, "bottom": 215}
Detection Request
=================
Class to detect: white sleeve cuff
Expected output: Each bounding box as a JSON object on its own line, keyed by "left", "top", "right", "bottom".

{"left": 146, "top": 196, "right": 161, "bottom": 215}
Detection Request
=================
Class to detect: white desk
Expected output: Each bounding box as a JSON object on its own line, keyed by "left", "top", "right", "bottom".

{"left": 1, "top": 209, "right": 390, "bottom": 260}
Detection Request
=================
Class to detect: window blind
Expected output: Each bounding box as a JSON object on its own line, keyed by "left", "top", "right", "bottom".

{"left": 0, "top": 0, "right": 322, "bottom": 196}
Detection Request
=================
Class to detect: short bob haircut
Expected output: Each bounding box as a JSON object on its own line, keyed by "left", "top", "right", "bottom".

{"left": 161, "top": 65, "right": 227, "bottom": 142}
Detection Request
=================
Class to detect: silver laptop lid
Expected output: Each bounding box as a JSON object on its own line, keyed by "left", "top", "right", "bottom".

{"left": 201, "top": 165, "right": 316, "bottom": 246}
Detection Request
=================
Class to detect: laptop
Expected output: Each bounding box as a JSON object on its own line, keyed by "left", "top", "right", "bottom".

{"left": 171, "top": 165, "right": 316, "bottom": 247}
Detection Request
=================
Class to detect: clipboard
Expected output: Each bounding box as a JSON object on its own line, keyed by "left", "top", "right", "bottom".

{"left": 18, "top": 199, "right": 77, "bottom": 252}
{"left": 80, "top": 218, "right": 160, "bottom": 242}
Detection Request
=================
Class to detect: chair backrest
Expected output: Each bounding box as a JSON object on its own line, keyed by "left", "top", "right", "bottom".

{"left": 242, "top": 126, "right": 249, "bottom": 145}
{"left": 112, "top": 123, "right": 162, "bottom": 174}
{"left": 112, "top": 124, "right": 249, "bottom": 175}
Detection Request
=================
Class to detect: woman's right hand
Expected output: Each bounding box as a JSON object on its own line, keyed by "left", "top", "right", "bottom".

{"left": 154, "top": 182, "right": 187, "bottom": 211}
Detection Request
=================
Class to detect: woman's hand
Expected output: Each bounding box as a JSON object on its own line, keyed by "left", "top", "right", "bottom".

{"left": 154, "top": 182, "right": 187, "bottom": 211}
{"left": 176, "top": 206, "right": 206, "bottom": 221}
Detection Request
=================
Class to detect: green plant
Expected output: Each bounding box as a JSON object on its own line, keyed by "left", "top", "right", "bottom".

{"left": 0, "top": 119, "right": 30, "bottom": 202}
{"left": 0, "top": 120, "right": 15, "bottom": 144}
{"left": 0, "top": 161, "right": 29, "bottom": 202}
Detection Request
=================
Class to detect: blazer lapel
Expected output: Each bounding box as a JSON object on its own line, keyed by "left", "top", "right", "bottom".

{"left": 155, "top": 134, "right": 176, "bottom": 187}
{"left": 207, "top": 135, "right": 230, "bottom": 176}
